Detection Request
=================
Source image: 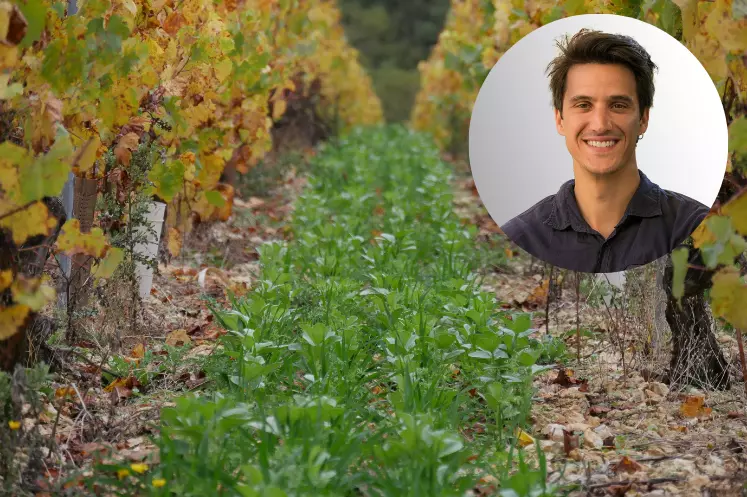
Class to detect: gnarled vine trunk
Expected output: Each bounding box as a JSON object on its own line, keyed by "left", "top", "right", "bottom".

{"left": 0, "top": 196, "right": 66, "bottom": 372}
{"left": 662, "top": 247, "right": 731, "bottom": 390}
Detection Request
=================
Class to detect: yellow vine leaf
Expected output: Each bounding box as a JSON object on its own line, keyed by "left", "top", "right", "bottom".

{"left": 0, "top": 269, "right": 12, "bottom": 292}
{"left": 56, "top": 219, "right": 109, "bottom": 258}
{"left": 0, "top": 201, "right": 57, "bottom": 245}
{"left": 195, "top": 152, "right": 225, "bottom": 192}
{"left": 672, "top": 0, "right": 699, "bottom": 41}
{"left": 11, "top": 276, "right": 55, "bottom": 311}
{"left": 721, "top": 190, "right": 747, "bottom": 236}
{"left": 703, "top": 0, "right": 747, "bottom": 53}
{"left": 710, "top": 267, "right": 747, "bottom": 329}
{"left": 213, "top": 58, "right": 232, "bottom": 83}
{"left": 92, "top": 247, "right": 124, "bottom": 280}
{"left": 272, "top": 99, "right": 287, "bottom": 121}
{"left": 0, "top": 2, "right": 12, "bottom": 41}
{"left": 167, "top": 227, "right": 182, "bottom": 257}
{"left": 691, "top": 218, "right": 714, "bottom": 248}
{"left": 72, "top": 136, "right": 102, "bottom": 175}
{"left": 0, "top": 304, "right": 30, "bottom": 341}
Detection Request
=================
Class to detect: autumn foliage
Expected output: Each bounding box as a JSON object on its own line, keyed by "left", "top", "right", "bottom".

{"left": 412, "top": 0, "right": 747, "bottom": 337}
{"left": 0, "top": 0, "right": 382, "bottom": 344}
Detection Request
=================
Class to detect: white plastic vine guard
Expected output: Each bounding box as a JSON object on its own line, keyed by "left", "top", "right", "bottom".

{"left": 134, "top": 201, "right": 166, "bottom": 300}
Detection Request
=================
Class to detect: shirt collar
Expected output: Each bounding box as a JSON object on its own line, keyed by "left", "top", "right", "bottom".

{"left": 544, "top": 169, "right": 662, "bottom": 233}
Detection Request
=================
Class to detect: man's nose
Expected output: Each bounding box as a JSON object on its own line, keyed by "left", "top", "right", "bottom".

{"left": 588, "top": 106, "right": 614, "bottom": 131}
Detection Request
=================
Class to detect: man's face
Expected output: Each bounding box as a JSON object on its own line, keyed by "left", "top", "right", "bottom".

{"left": 554, "top": 63, "right": 649, "bottom": 177}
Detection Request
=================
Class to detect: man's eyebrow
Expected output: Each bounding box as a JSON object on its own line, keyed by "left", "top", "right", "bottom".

{"left": 569, "top": 95, "right": 635, "bottom": 104}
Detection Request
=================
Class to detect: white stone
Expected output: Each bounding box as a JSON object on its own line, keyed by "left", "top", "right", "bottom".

{"left": 543, "top": 423, "right": 566, "bottom": 442}
{"left": 583, "top": 429, "right": 604, "bottom": 449}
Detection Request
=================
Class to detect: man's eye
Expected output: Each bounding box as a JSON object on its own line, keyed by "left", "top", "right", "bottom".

{"left": 612, "top": 103, "right": 627, "bottom": 109}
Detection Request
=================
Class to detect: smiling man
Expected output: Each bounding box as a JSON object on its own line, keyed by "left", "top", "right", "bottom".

{"left": 500, "top": 28, "right": 710, "bottom": 273}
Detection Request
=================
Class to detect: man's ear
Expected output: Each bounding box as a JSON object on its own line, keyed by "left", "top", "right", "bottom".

{"left": 554, "top": 107, "right": 565, "bottom": 136}
{"left": 639, "top": 107, "right": 650, "bottom": 134}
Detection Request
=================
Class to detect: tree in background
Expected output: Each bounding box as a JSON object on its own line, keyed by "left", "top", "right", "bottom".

{"left": 338, "top": 0, "right": 450, "bottom": 123}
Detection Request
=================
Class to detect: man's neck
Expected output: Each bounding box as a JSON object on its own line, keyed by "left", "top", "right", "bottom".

{"left": 572, "top": 163, "right": 641, "bottom": 239}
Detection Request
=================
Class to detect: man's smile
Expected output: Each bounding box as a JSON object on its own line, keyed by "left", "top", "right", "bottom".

{"left": 582, "top": 137, "right": 621, "bottom": 151}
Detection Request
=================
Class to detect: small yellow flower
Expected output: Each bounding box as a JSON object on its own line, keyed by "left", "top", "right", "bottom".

{"left": 152, "top": 478, "right": 166, "bottom": 488}
{"left": 130, "top": 463, "right": 148, "bottom": 474}
{"left": 117, "top": 468, "right": 130, "bottom": 479}
{"left": 8, "top": 420, "right": 20, "bottom": 430}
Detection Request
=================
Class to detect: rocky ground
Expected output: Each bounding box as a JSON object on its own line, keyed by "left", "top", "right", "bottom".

{"left": 450, "top": 161, "right": 747, "bottom": 497}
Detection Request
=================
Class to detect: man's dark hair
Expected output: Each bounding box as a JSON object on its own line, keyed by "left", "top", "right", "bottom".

{"left": 546, "top": 29, "right": 658, "bottom": 119}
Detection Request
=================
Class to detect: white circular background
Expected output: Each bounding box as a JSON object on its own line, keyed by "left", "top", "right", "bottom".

{"left": 468, "top": 14, "right": 728, "bottom": 228}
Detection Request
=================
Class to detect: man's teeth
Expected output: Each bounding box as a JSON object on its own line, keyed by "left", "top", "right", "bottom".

{"left": 586, "top": 140, "right": 617, "bottom": 148}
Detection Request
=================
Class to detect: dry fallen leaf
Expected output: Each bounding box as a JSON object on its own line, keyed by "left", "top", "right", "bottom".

{"left": 607, "top": 482, "right": 632, "bottom": 497}
{"left": 165, "top": 329, "right": 191, "bottom": 347}
{"left": 563, "top": 429, "right": 579, "bottom": 455}
{"left": 130, "top": 343, "right": 145, "bottom": 359}
{"left": 525, "top": 278, "right": 549, "bottom": 307}
{"left": 104, "top": 376, "right": 140, "bottom": 393}
{"left": 612, "top": 456, "right": 645, "bottom": 474}
{"left": 54, "top": 386, "right": 74, "bottom": 399}
{"left": 679, "top": 396, "right": 712, "bottom": 418}
{"left": 516, "top": 428, "right": 535, "bottom": 447}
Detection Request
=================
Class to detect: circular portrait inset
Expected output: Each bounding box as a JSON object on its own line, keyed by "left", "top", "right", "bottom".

{"left": 468, "top": 14, "right": 728, "bottom": 273}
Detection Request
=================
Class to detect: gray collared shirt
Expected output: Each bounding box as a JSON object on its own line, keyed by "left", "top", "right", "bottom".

{"left": 500, "top": 170, "right": 710, "bottom": 273}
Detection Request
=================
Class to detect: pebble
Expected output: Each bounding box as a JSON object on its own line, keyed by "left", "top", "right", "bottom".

{"left": 543, "top": 423, "right": 566, "bottom": 442}
{"left": 583, "top": 428, "right": 604, "bottom": 449}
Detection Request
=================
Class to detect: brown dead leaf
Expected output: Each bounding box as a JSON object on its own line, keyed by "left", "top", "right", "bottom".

{"left": 130, "top": 343, "right": 145, "bottom": 359}
{"left": 165, "top": 329, "right": 191, "bottom": 347}
{"left": 126, "top": 436, "right": 145, "bottom": 448}
{"left": 562, "top": 429, "right": 579, "bottom": 455}
{"left": 612, "top": 456, "right": 645, "bottom": 474}
{"left": 553, "top": 369, "right": 575, "bottom": 387}
{"left": 525, "top": 279, "right": 549, "bottom": 307}
{"left": 78, "top": 442, "right": 107, "bottom": 457}
{"left": 55, "top": 386, "right": 75, "bottom": 399}
{"left": 679, "top": 395, "right": 712, "bottom": 418}
{"left": 553, "top": 369, "right": 588, "bottom": 389}
{"left": 162, "top": 11, "right": 186, "bottom": 36}
{"left": 607, "top": 482, "right": 632, "bottom": 497}
{"left": 120, "top": 116, "right": 150, "bottom": 138}
{"left": 114, "top": 132, "right": 140, "bottom": 166}
{"left": 5, "top": 3, "right": 27, "bottom": 45}
{"left": 109, "top": 386, "right": 132, "bottom": 405}
{"left": 186, "top": 344, "right": 215, "bottom": 359}
{"left": 104, "top": 376, "right": 140, "bottom": 393}
{"left": 588, "top": 405, "right": 611, "bottom": 417}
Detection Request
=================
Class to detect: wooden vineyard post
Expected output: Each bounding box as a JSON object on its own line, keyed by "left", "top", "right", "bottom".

{"left": 63, "top": 176, "right": 98, "bottom": 343}
{"left": 575, "top": 271, "right": 581, "bottom": 365}
{"left": 736, "top": 329, "right": 747, "bottom": 397}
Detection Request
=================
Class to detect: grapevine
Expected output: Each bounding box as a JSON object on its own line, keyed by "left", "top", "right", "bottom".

{"left": 0, "top": 0, "right": 382, "bottom": 346}
{"left": 412, "top": 0, "right": 747, "bottom": 336}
